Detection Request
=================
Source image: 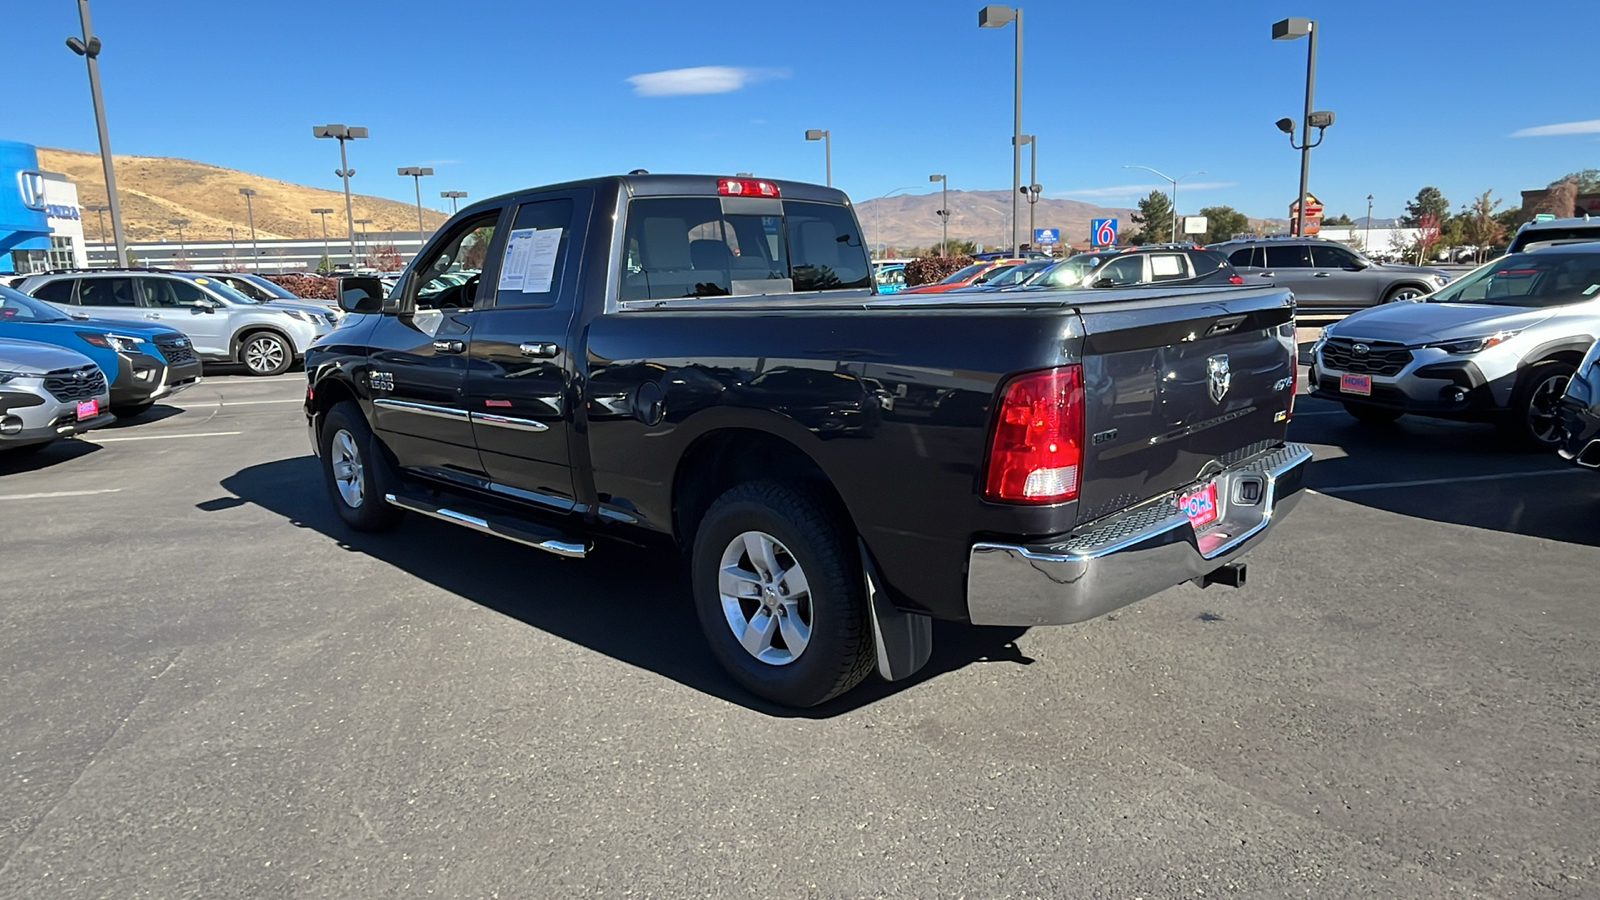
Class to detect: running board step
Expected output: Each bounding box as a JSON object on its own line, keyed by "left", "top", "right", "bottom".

{"left": 383, "top": 492, "right": 590, "bottom": 559}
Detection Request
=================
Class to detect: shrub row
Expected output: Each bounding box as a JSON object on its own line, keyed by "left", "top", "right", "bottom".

{"left": 264, "top": 274, "right": 338, "bottom": 301}
{"left": 903, "top": 255, "right": 975, "bottom": 287}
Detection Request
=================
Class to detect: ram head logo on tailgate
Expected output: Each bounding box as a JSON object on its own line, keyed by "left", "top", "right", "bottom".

{"left": 1207, "top": 354, "right": 1231, "bottom": 404}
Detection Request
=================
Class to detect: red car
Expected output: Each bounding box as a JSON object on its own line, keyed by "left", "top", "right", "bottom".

{"left": 902, "top": 258, "right": 1025, "bottom": 293}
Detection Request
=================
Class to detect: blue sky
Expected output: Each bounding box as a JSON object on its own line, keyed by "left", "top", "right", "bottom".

{"left": 6, "top": 0, "right": 1597, "bottom": 222}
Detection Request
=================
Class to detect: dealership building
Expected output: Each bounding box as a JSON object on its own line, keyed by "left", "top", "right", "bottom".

{"left": 0, "top": 140, "right": 89, "bottom": 274}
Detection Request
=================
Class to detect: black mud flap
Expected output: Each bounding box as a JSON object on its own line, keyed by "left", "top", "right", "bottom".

{"left": 860, "top": 539, "right": 932, "bottom": 681}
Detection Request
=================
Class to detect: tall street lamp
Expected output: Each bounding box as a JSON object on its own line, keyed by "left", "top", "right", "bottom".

{"left": 227, "top": 226, "right": 237, "bottom": 268}
{"left": 804, "top": 130, "right": 831, "bottom": 187}
{"left": 237, "top": 188, "right": 260, "bottom": 269}
{"left": 1365, "top": 193, "right": 1374, "bottom": 250}
{"left": 168, "top": 218, "right": 188, "bottom": 266}
{"left": 1017, "top": 135, "right": 1042, "bottom": 246}
{"left": 354, "top": 218, "right": 372, "bottom": 269}
{"left": 313, "top": 123, "right": 368, "bottom": 271}
{"left": 1122, "top": 165, "right": 1204, "bottom": 242}
{"left": 979, "top": 4, "right": 1024, "bottom": 257}
{"left": 1273, "top": 17, "right": 1329, "bottom": 238}
{"left": 440, "top": 190, "right": 467, "bottom": 214}
{"left": 64, "top": 0, "right": 128, "bottom": 267}
{"left": 870, "top": 186, "right": 918, "bottom": 259}
{"left": 398, "top": 166, "right": 433, "bottom": 241}
{"left": 929, "top": 174, "right": 950, "bottom": 256}
{"left": 311, "top": 207, "right": 333, "bottom": 264}
{"left": 84, "top": 204, "right": 110, "bottom": 264}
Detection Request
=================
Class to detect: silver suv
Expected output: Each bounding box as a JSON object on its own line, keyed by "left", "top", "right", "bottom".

{"left": 1212, "top": 236, "right": 1451, "bottom": 313}
{"left": 19, "top": 270, "right": 336, "bottom": 376}
{"left": 1309, "top": 242, "right": 1600, "bottom": 448}
{"left": 1508, "top": 216, "right": 1600, "bottom": 253}
{"left": 0, "top": 337, "right": 115, "bottom": 453}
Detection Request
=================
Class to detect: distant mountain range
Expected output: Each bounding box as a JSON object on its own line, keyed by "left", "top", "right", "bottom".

{"left": 854, "top": 190, "right": 1135, "bottom": 252}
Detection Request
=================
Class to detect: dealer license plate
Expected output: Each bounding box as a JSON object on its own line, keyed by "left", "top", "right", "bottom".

{"left": 76, "top": 399, "right": 99, "bottom": 420}
{"left": 1178, "top": 482, "right": 1219, "bottom": 528}
{"left": 1340, "top": 373, "right": 1372, "bottom": 396}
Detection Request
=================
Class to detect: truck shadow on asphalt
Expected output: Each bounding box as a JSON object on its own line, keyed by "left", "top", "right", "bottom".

{"left": 216, "top": 456, "right": 1033, "bottom": 717}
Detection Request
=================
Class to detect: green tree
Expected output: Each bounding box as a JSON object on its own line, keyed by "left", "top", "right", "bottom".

{"left": 1323, "top": 213, "right": 1355, "bottom": 226}
{"left": 1559, "top": 169, "right": 1600, "bottom": 194}
{"left": 1197, "top": 205, "right": 1250, "bottom": 244}
{"left": 1401, "top": 187, "right": 1450, "bottom": 227}
{"left": 1493, "top": 205, "right": 1523, "bottom": 238}
{"left": 1132, "top": 190, "right": 1173, "bottom": 244}
{"left": 315, "top": 253, "right": 335, "bottom": 275}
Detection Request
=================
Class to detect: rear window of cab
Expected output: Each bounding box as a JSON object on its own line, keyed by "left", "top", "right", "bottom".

{"left": 621, "top": 198, "right": 871, "bottom": 301}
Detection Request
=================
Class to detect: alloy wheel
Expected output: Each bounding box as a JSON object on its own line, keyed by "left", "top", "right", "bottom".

{"left": 1526, "top": 373, "right": 1571, "bottom": 445}
{"left": 244, "top": 336, "right": 285, "bottom": 374}
{"left": 330, "top": 428, "right": 365, "bottom": 508}
{"left": 717, "top": 530, "right": 813, "bottom": 666}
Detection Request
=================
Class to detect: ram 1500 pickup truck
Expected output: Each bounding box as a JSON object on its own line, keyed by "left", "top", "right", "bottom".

{"left": 305, "top": 174, "right": 1311, "bottom": 707}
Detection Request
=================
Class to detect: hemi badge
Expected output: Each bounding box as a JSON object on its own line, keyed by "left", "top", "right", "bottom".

{"left": 485, "top": 399, "right": 512, "bottom": 408}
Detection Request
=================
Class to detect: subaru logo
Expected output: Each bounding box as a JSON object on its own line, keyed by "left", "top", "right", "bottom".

{"left": 1352, "top": 343, "right": 1370, "bottom": 356}
{"left": 72, "top": 371, "right": 86, "bottom": 381}
{"left": 17, "top": 171, "right": 46, "bottom": 212}
{"left": 1207, "top": 354, "right": 1231, "bottom": 404}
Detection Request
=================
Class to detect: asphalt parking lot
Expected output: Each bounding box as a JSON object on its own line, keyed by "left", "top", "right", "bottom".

{"left": 2, "top": 351, "right": 1596, "bottom": 898}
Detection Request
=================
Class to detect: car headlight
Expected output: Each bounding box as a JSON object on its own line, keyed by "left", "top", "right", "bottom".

{"left": 322, "top": 312, "right": 339, "bottom": 326}
{"left": 77, "top": 331, "right": 142, "bottom": 353}
{"left": 281, "top": 309, "right": 313, "bottom": 323}
{"left": 0, "top": 370, "right": 41, "bottom": 384}
{"left": 1431, "top": 273, "right": 1452, "bottom": 286}
{"left": 1422, "top": 330, "right": 1520, "bottom": 354}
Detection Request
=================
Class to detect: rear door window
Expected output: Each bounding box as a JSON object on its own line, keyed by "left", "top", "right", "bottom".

{"left": 1265, "top": 245, "right": 1312, "bottom": 268}
{"left": 495, "top": 198, "right": 577, "bottom": 308}
{"left": 142, "top": 278, "right": 210, "bottom": 308}
{"left": 30, "top": 279, "right": 76, "bottom": 304}
{"left": 782, "top": 200, "right": 870, "bottom": 291}
{"left": 1095, "top": 255, "right": 1145, "bottom": 286}
{"left": 77, "top": 278, "right": 139, "bottom": 307}
{"left": 1227, "top": 247, "right": 1262, "bottom": 268}
{"left": 1148, "top": 253, "right": 1191, "bottom": 281}
{"left": 1311, "top": 245, "right": 1362, "bottom": 269}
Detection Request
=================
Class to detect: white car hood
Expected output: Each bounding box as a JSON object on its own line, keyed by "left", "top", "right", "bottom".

{"left": 1330, "top": 301, "right": 1553, "bottom": 345}
{"left": 0, "top": 337, "right": 96, "bottom": 373}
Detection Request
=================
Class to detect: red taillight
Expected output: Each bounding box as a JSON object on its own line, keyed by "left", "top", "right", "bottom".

{"left": 717, "top": 178, "right": 780, "bottom": 197}
{"left": 984, "top": 366, "right": 1084, "bottom": 504}
{"left": 1229, "top": 274, "right": 1244, "bottom": 285}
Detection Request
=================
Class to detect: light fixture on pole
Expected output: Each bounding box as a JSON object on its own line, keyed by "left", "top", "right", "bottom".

{"left": 870, "top": 186, "right": 918, "bottom": 259}
{"left": 1365, "top": 193, "right": 1374, "bottom": 250}
{"left": 979, "top": 4, "right": 1024, "bottom": 257}
{"left": 440, "top": 190, "right": 467, "bottom": 213}
{"left": 168, "top": 218, "right": 189, "bottom": 266}
{"left": 65, "top": 0, "right": 128, "bottom": 267}
{"left": 84, "top": 204, "right": 110, "bottom": 264}
{"left": 1122, "top": 165, "right": 1204, "bottom": 242}
{"left": 1272, "top": 17, "right": 1329, "bottom": 238}
{"left": 803, "top": 130, "right": 832, "bottom": 187}
{"left": 312, "top": 123, "right": 369, "bottom": 271}
{"left": 1017, "top": 135, "right": 1042, "bottom": 246}
{"left": 930, "top": 174, "right": 950, "bottom": 257}
{"left": 237, "top": 188, "right": 259, "bottom": 269}
{"left": 397, "top": 166, "right": 434, "bottom": 241}
{"left": 311, "top": 207, "right": 333, "bottom": 263}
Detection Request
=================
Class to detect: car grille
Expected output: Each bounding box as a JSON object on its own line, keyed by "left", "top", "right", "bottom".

{"left": 43, "top": 365, "right": 107, "bottom": 402}
{"left": 155, "top": 335, "right": 197, "bottom": 366}
{"left": 1320, "top": 337, "right": 1413, "bottom": 376}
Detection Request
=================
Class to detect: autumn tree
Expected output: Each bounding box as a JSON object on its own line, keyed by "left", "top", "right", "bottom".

{"left": 1197, "top": 205, "right": 1250, "bottom": 244}
{"left": 1536, "top": 178, "right": 1579, "bottom": 218}
{"left": 1460, "top": 191, "right": 1506, "bottom": 263}
{"left": 1132, "top": 190, "right": 1174, "bottom": 244}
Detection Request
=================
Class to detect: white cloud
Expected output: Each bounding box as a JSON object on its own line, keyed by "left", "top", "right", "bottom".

{"left": 1510, "top": 119, "right": 1600, "bottom": 137}
{"left": 626, "top": 66, "right": 788, "bottom": 97}
{"left": 1054, "top": 181, "right": 1235, "bottom": 199}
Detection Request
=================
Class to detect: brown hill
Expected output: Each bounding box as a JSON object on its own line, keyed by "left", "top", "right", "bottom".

{"left": 855, "top": 190, "right": 1137, "bottom": 252}
{"left": 38, "top": 148, "right": 449, "bottom": 243}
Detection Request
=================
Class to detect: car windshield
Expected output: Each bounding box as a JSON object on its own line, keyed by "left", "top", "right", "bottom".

{"left": 240, "top": 275, "right": 298, "bottom": 299}
{"left": 1026, "top": 256, "right": 1102, "bottom": 289}
{"left": 937, "top": 263, "right": 990, "bottom": 284}
{"left": 188, "top": 276, "right": 260, "bottom": 305}
{"left": 980, "top": 260, "right": 1053, "bottom": 287}
{"left": 1426, "top": 251, "right": 1600, "bottom": 309}
{"left": 0, "top": 285, "right": 71, "bottom": 322}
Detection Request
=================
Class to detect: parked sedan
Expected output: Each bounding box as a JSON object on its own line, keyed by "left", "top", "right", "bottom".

{"left": 0, "top": 284, "right": 202, "bottom": 417}
{"left": 0, "top": 337, "right": 115, "bottom": 454}
{"left": 1014, "top": 247, "right": 1243, "bottom": 292}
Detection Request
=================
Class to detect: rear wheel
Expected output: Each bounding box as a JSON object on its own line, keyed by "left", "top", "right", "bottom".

{"left": 239, "top": 331, "right": 293, "bottom": 376}
{"left": 1343, "top": 403, "right": 1403, "bottom": 425}
{"left": 319, "top": 401, "right": 404, "bottom": 532}
{"left": 690, "top": 480, "right": 875, "bottom": 708}
{"left": 1502, "top": 361, "right": 1575, "bottom": 450}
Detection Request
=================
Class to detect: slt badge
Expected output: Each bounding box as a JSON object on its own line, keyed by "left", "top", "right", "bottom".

{"left": 1207, "top": 354, "right": 1231, "bottom": 404}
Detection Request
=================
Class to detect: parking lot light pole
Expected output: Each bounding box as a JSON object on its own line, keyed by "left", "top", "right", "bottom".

{"left": 1122, "top": 165, "right": 1203, "bottom": 243}
{"left": 311, "top": 207, "right": 333, "bottom": 263}
{"left": 354, "top": 218, "right": 372, "bottom": 270}
{"left": 398, "top": 167, "right": 433, "bottom": 241}
{"left": 979, "top": 4, "right": 1023, "bottom": 257}
{"left": 1273, "top": 17, "right": 1318, "bottom": 238}
{"left": 168, "top": 218, "right": 188, "bottom": 265}
{"left": 804, "top": 130, "right": 831, "bottom": 187}
{"left": 930, "top": 174, "right": 949, "bottom": 256}
{"left": 238, "top": 188, "right": 259, "bottom": 269}
{"left": 1365, "top": 194, "right": 1374, "bottom": 250}
{"left": 84, "top": 204, "right": 110, "bottom": 264}
{"left": 313, "top": 124, "right": 368, "bottom": 271}
{"left": 440, "top": 190, "right": 467, "bottom": 214}
{"left": 1017, "top": 135, "right": 1041, "bottom": 244}
{"left": 65, "top": 0, "right": 129, "bottom": 267}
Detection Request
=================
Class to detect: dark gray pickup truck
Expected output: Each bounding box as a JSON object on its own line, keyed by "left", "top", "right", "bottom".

{"left": 306, "top": 174, "right": 1311, "bottom": 707}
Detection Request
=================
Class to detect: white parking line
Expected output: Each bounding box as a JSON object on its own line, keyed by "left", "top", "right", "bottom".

{"left": 223, "top": 399, "right": 305, "bottom": 406}
{"left": 0, "top": 488, "right": 123, "bottom": 501}
{"left": 93, "top": 431, "right": 243, "bottom": 443}
{"left": 1314, "top": 469, "right": 1585, "bottom": 495}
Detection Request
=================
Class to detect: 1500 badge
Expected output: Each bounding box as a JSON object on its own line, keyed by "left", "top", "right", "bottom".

{"left": 369, "top": 371, "right": 395, "bottom": 392}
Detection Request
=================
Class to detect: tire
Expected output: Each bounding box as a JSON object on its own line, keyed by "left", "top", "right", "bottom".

{"left": 1502, "top": 361, "right": 1575, "bottom": 450}
{"left": 319, "top": 401, "right": 405, "bottom": 532}
{"left": 112, "top": 401, "right": 155, "bottom": 420}
{"left": 1343, "top": 403, "right": 1403, "bottom": 425}
{"left": 238, "top": 331, "right": 293, "bottom": 376}
{"left": 690, "top": 480, "right": 875, "bottom": 708}
{"left": 1383, "top": 284, "right": 1430, "bottom": 303}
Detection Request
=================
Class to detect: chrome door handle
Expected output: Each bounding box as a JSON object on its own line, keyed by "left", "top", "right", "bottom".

{"left": 144, "top": 313, "right": 161, "bottom": 319}
{"left": 1258, "top": 272, "right": 1275, "bottom": 277}
{"left": 432, "top": 339, "right": 465, "bottom": 353}
{"left": 1314, "top": 272, "right": 1334, "bottom": 277}
{"left": 519, "top": 342, "right": 559, "bottom": 358}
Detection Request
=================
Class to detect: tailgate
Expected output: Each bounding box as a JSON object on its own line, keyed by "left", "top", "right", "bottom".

{"left": 1074, "top": 286, "right": 1295, "bottom": 523}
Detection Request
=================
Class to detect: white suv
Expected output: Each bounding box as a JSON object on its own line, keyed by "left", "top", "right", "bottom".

{"left": 19, "top": 270, "right": 335, "bottom": 376}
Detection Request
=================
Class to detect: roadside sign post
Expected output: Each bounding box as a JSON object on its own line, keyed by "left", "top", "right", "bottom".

{"left": 1289, "top": 192, "right": 1324, "bottom": 236}
{"left": 1033, "top": 228, "right": 1058, "bottom": 246}
{"left": 1183, "top": 216, "right": 1208, "bottom": 237}
{"left": 1091, "top": 218, "right": 1117, "bottom": 248}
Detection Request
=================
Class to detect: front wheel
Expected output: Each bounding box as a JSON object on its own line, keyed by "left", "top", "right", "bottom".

{"left": 1502, "top": 361, "right": 1575, "bottom": 450}
{"left": 239, "top": 332, "right": 293, "bottom": 376}
{"left": 319, "top": 401, "right": 404, "bottom": 532}
{"left": 691, "top": 481, "right": 875, "bottom": 708}
{"left": 1344, "top": 403, "right": 1403, "bottom": 425}
{"left": 1383, "top": 284, "right": 1429, "bottom": 303}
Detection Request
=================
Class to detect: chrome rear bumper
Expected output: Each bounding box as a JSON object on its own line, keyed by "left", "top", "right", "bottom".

{"left": 966, "top": 443, "right": 1313, "bottom": 626}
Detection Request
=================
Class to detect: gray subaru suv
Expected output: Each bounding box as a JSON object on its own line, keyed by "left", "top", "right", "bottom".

{"left": 1212, "top": 236, "right": 1451, "bottom": 313}
{"left": 1309, "top": 242, "right": 1600, "bottom": 448}
{"left": 19, "top": 269, "right": 335, "bottom": 376}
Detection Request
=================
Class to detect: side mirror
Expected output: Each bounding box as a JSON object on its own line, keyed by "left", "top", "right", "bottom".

{"left": 1348, "top": 259, "right": 1371, "bottom": 271}
{"left": 338, "top": 276, "right": 386, "bottom": 314}
{"left": 1092, "top": 277, "right": 1116, "bottom": 289}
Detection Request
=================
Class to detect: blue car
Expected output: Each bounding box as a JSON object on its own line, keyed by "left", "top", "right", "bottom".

{"left": 0, "top": 284, "right": 203, "bottom": 417}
